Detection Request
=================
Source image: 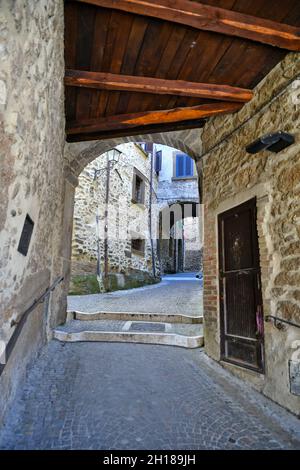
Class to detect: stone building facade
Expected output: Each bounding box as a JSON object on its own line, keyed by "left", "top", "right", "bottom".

{"left": 71, "top": 143, "right": 159, "bottom": 288}
{"left": 200, "top": 52, "right": 300, "bottom": 415}
{"left": 0, "top": 0, "right": 67, "bottom": 422}
{"left": 155, "top": 144, "right": 202, "bottom": 273}
{"left": 71, "top": 142, "right": 202, "bottom": 285}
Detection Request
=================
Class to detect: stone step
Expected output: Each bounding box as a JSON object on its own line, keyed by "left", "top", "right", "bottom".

{"left": 68, "top": 310, "right": 203, "bottom": 324}
{"left": 54, "top": 320, "right": 204, "bottom": 349}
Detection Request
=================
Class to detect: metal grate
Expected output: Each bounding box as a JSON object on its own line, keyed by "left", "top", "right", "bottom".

{"left": 129, "top": 322, "right": 166, "bottom": 333}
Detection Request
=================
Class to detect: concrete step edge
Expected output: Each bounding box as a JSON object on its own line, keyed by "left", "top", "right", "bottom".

{"left": 53, "top": 329, "right": 204, "bottom": 349}
{"left": 68, "top": 310, "right": 203, "bottom": 324}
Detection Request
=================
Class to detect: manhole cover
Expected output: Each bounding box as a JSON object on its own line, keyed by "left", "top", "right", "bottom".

{"left": 130, "top": 322, "right": 166, "bottom": 332}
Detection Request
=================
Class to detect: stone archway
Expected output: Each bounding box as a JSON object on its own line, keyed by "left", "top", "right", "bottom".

{"left": 65, "top": 128, "right": 202, "bottom": 178}
{"left": 55, "top": 130, "right": 203, "bottom": 328}
{"left": 159, "top": 200, "right": 201, "bottom": 274}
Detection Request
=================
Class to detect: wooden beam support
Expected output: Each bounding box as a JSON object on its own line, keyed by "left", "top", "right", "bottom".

{"left": 73, "top": 0, "right": 300, "bottom": 51}
{"left": 67, "top": 102, "right": 242, "bottom": 135}
{"left": 65, "top": 69, "right": 253, "bottom": 103}
{"left": 66, "top": 119, "right": 206, "bottom": 142}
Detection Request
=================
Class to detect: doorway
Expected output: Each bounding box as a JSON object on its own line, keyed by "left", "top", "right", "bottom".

{"left": 218, "top": 198, "right": 264, "bottom": 372}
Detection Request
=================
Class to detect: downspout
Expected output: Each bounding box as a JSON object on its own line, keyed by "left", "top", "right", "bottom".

{"left": 149, "top": 149, "right": 156, "bottom": 278}
{"left": 104, "top": 155, "right": 110, "bottom": 283}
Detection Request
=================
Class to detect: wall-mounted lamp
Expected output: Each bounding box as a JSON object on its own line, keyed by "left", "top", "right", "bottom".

{"left": 93, "top": 147, "right": 122, "bottom": 180}
{"left": 246, "top": 131, "right": 294, "bottom": 154}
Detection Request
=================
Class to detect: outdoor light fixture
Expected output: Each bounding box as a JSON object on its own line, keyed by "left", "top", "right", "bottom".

{"left": 93, "top": 148, "right": 122, "bottom": 180}
{"left": 246, "top": 131, "right": 294, "bottom": 154}
{"left": 107, "top": 147, "right": 121, "bottom": 165}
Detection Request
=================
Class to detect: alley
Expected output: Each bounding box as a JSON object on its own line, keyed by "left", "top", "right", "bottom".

{"left": 1, "top": 0, "right": 300, "bottom": 453}
{"left": 68, "top": 273, "right": 203, "bottom": 316}
{"left": 0, "top": 341, "right": 299, "bottom": 450}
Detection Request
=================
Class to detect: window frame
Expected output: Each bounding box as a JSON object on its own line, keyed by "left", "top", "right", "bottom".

{"left": 132, "top": 167, "right": 146, "bottom": 205}
{"left": 131, "top": 237, "right": 145, "bottom": 256}
{"left": 172, "top": 152, "right": 197, "bottom": 181}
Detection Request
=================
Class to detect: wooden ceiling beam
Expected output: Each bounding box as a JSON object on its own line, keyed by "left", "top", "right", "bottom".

{"left": 73, "top": 0, "right": 300, "bottom": 51}
{"left": 65, "top": 69, "right": 253, "bottom": 103}
{"left": 67, "top": 101, "right": 242, "bottom": 135}
{"left": 66, "top": 119, "right": 206, "bottom": 142}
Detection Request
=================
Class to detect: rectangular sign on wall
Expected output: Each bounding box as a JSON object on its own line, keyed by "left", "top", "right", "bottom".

{"left": 289, "top": 360, "right": 300, "bottom": 396}
{"left": 17, "top": 214, "right": 34, "bottom": 256}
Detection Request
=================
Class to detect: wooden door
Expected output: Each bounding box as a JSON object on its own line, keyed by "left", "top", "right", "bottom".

{"left": 218, "top": 198, "right": 264, "bottom": 372}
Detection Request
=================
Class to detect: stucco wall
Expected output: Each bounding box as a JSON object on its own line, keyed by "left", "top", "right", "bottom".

{"left": 0, "top": 0, "right": 65, "bottom": 422}
{"left": 201, "top": 52, "right": 300, "bottom": 415}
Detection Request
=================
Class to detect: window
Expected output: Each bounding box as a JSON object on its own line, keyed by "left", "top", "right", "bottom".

{"left": 155, "top": 150, "right": 162, "bottom": 174}
{"left": 174, "top": 153, "right": 194, "bottom": 178}
{"left": 137, "top": 142, "right": 153, "bottom": 154}
{"left": 131, "top": 238, "right": 145, "bottom": 255}
{"left": 132, "top": 168, "right": 145, "bottom": 204}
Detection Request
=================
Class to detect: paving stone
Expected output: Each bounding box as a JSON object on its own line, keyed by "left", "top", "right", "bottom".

{"left": 68, "top": 275, "right": 203, "bottom": 316}
{"left": 0, "top": 341, "right": 299, "bottom": 450}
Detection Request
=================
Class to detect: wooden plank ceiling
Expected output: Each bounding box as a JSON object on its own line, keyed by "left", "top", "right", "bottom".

{"left": 65, "top": 0, "right": 300, "bottom": 142}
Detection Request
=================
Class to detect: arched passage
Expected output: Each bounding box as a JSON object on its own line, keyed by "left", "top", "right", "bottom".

{"left": 54, "top": 130, "right": 204, "bottom": 327}
{"left": 65, "top": 128, "right": 202, "bottom": 178}
{"left": 159, "top": 201, "right": 202, "bottom": 275}
{"left": 68, "top": 141, "right": 203, "bottom": 298}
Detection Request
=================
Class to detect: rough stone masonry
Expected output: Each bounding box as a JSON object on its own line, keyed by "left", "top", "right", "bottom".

{"left": 200, "top": 52, "right": 300, "bottom": 415}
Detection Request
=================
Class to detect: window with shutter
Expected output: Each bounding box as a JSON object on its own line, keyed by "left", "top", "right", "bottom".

{"left": 155, "top": 150, "right": 162, "bottom": 173}
{"left": 175, "top": 153, "right": 194, "bottom": 178}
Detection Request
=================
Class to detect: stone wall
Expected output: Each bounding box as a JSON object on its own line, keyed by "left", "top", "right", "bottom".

{"left": 184, "top": 217, "right": 203, "bottom": 272}
{"left": 0, "top": 0, "right": 65, "bottom": 422}
{"left": 72, "top": 143, "right": 159, "bottom": 280}
{"left": 200, "top": 52, "right": 300, "bottom": 415}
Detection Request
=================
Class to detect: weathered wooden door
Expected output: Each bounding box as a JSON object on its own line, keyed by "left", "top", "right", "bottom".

{"left": 218, "top": 198, "right": 264, "bottom": 372}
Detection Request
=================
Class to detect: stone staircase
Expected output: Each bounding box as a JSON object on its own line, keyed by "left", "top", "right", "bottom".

{"left": 53, "top": 310, "right": 204, "bottom": 348}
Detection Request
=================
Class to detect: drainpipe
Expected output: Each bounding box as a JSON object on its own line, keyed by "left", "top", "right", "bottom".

{"left": 95, "top": 189, "right": 105, "bottom": 293}
{"left": 149, "top": 149, "right": 156, "bottom": 278}
{"left": 104, "top": 155, "right": 110, "bottom": 282}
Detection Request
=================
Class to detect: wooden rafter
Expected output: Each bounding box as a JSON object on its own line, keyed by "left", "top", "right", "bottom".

{"left": 73, "top": 0, "right": 300, "bottom": 51}
{"left": 65, "top": 69, "right": 254, "bottom": 103}
{"left": 66, "top": 120, "right": 206, "bottom": 142}
{"left": 67, "top": 102, "right": 242, "bottom": 135}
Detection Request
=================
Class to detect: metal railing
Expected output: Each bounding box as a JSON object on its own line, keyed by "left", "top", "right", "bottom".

{"left": 0, "top": 276, "right": 64, "bottom": 376}
{"left": 265, "top": 315, "right": 300, "bottom": 330}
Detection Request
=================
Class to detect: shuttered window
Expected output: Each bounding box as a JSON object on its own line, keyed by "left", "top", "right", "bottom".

{"left": 155, "top": 150, "right": 162, "bottom": 173}
{"left": 175, "top": 153, "right": 194, "bottom": 178}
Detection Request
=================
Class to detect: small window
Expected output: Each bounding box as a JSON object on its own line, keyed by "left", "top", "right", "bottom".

{"left": 132, "top": 169, "right": 145, "bottom": 204}
{"left": 175, "top": 153, "right": 194, "bottom": 178}
{"left": 17, "top": 214, "right": 34, "bottom": 256}
{"left": 131, "top": 238, "right": 145, "bottom": 255}
{"left": 155, "top": 150, "right": 162, "bottom": 173}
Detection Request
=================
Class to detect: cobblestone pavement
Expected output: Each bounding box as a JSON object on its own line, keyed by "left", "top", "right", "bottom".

{"left": 0, "top": 341, "right": 299, "bottom": 450}
{"left": 68, "top": 273, "right": 203, "bottom": 316}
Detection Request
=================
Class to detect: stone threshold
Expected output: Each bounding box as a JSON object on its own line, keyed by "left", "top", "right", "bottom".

{"left": 54, "top": 319, "right": 203, "bottom": 349}
{"left": 54, "top": 329, "right": 203, "bottom": 349}
{"left": 68, "top": 310, "right": 203, "bottom": 324}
